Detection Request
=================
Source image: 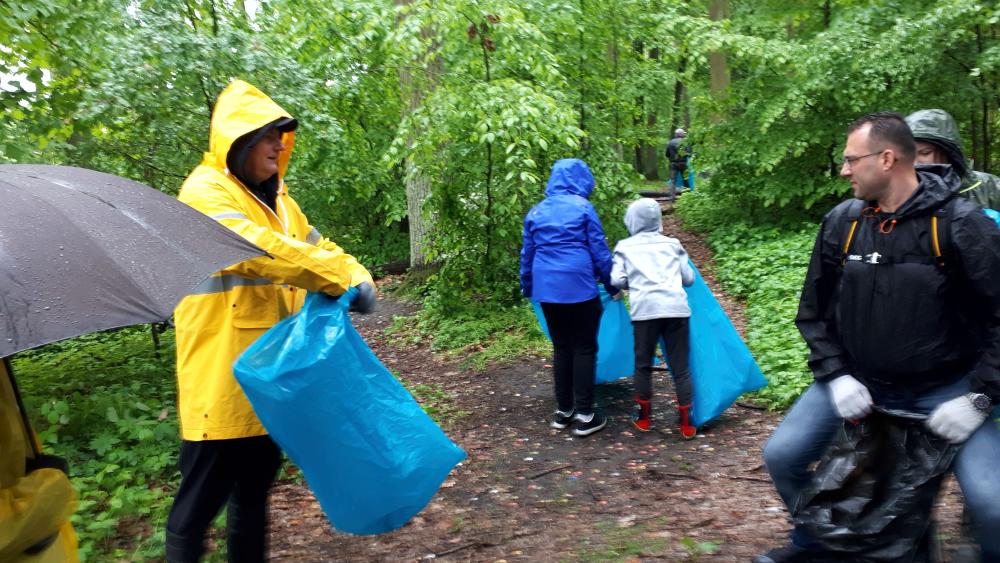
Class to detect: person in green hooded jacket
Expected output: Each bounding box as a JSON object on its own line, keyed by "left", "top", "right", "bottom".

{"left": 905, "top": 108, "right": 1000, "bottom": 210}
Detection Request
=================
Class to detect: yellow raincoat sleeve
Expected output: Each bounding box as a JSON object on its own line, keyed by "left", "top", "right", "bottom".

{"left": 1, "top": 364, "right": 77, "bottom": 562}
{"left": 310, "top": 228, "right": 373, "bottom": 287}
{"left": 180, "top": 180, "right": 371, "bottom": 295}
{"left": 0, "top": 470, "right": 76, "bottom": 561}
{"left": 280, "top": 187, "right": 372, "bottom": 287}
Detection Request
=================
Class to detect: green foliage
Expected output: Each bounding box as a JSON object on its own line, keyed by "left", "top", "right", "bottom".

{"left": 675, "top": 209, "right": 819, "bottom": 408}
{"left": 388, "top": 300, "right": 550, "bottom": 370}
{"left": 688, "top": 0, "right": 1000, "bottom": 211}
{"left": 13, "top": 327, "right": 180, "bottom": 560}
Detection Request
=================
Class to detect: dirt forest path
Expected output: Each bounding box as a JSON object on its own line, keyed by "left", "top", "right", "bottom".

{"left": 263, "top": 209, "right": 967, "bottom": 562}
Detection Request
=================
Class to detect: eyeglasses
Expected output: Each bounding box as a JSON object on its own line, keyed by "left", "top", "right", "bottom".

{"left": 838, "top": 150, "right": 885, "bottom": 170}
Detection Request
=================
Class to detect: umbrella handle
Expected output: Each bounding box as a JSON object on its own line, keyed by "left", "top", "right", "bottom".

{"left": 3, "top": 356, "right": 42, "bottom": 459}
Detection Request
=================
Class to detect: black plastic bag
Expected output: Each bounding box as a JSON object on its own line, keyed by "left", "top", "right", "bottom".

{"left": 792, "top": 408, "right": 959, "bottom": 562}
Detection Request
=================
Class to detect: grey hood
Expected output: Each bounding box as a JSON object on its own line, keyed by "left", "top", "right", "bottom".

{"left": 624, "top": 198, "right": 663, "bottom": 235}
{"left": 611, "top": 205, "right": 694, "bottom": 321}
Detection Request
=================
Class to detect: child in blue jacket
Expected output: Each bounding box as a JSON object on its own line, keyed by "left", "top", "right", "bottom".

{"left": 520, "top": 159, "right": 618, "bottom": 437}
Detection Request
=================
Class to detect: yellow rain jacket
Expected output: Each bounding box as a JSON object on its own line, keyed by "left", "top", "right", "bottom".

{"left": 174, "top": 80, "right": 372, "bottom": 441}
{"left": 0, "top": 360, "right": 79, "bottom": 562}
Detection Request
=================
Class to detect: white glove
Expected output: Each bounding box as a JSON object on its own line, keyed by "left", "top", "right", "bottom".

{"left": 828, "top": 375, "right": 873, "bottom": 420}
{"left": 926, "top": 395, "right": 989, "bottom": 444}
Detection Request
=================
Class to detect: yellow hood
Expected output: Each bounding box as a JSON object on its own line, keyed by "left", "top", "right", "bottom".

{"left": 204, "top": 80, "right": 296, "bottom": 178}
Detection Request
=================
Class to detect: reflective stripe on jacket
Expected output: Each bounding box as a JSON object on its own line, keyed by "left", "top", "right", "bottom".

{"left": 174, "top": 80, "right": 372, "bottom": 441}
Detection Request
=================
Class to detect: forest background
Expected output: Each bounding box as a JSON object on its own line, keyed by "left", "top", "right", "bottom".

{"left": 3, "top": 0, "right": 999, "bottom": 559}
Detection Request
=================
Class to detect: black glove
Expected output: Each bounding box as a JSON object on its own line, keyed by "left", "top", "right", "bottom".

{"left": 21, "top": 454, "right": 70, "bottom": 555}
{"left": 25, "top": 453, "right": 69, "bottom": 475}
{"left": 348, "top": 281, "right": 377, "bottom": 314}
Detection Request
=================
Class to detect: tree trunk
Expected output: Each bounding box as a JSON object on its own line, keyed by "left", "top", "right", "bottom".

{"left": 970, "top": 105, "right": 980, "bottom": 170}
{"left": 709, "top": 0, "right": 730, "bottom": 98}
{"left": 609, "top": 36, "right": 624, "bottom": 159}
{"left": 632, "top": 41, "right": 660, "bottom": 179}
{"left": 671, "top": 52, "right": 687, "bottom": 135}
{"left": 396, "top": 0, "right": 439, "bottom": 269}
{"left": 981, "top": 96, "right": 991, "bottom": 172}
{"left": 976, "top": 24, "right": 992, "bottom": 171}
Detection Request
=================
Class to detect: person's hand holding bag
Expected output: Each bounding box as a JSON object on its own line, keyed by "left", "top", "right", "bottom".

{"left": 349, "top": 281, "right": 377, "bottom": 314}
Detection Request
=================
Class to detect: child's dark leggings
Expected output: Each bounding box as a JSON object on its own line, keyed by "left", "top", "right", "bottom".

{"left": 633, "top": 317, "right": 692, "bottom": 404}
{"left": 540, "top": 297, "right": 602, "bottom": 415}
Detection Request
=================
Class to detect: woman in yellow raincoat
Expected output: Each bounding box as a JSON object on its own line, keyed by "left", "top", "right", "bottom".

{"left": 0, "top": 359, "right": 78, "bottom": 563}
{"left": 166, "top": 80, "right": 374, "bottom": 562}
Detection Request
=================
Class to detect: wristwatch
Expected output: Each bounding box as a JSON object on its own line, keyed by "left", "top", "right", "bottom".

{"left": 966, "top": 392, "right": 993, "bottom": 413}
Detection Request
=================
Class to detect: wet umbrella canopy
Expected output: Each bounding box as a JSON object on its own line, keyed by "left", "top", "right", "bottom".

{"left": 0, "top": 164, "right": 266, "bottom": 357}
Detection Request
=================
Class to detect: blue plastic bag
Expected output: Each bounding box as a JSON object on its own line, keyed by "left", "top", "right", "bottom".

{"left": 234, "top": 290, "right": 466, "bottom": 535}
{"left": 682, "top": 264, "right": 768, "bottom": 426}
{"left": 532, "top": 285, "right": 634, "bottom": 383}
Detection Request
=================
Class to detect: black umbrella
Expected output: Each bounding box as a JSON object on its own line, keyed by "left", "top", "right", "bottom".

{"left": 0, "top": 164, "right": 267, "bottom": 357}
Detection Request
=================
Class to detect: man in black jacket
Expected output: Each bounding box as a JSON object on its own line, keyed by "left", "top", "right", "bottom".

{"left": 755, "top": 112, "right": 1000, "bottom": 563}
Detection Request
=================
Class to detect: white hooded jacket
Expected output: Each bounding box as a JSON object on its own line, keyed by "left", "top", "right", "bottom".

{"left": 610, "top": 198, "right": 694, "bottom": 320}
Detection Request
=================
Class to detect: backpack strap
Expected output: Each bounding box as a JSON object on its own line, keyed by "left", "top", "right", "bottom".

{"left": 840, "top": 199, "right": 865, "bottom": 264}
{"left": 930, "top": 197, "right": 957, "bottom": 268}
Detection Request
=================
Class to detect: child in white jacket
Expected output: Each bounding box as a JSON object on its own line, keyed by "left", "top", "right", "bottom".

{"left": 611, "top": 198, "right": 696, "bottom": 436}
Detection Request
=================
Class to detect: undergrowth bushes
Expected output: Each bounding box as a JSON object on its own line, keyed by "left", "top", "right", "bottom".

{"left": 387, "top": 293, "right": 550, "bottom": 371}
{"left": 678, "top": 190, "right": 821, "bottom": 408}
{"left": 13, "top": 327, "right": 180, "bottom": 560}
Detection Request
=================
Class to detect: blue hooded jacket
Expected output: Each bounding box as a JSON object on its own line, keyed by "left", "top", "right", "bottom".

{"left": 520, "top": 159, "right": 616, "bottom": 303}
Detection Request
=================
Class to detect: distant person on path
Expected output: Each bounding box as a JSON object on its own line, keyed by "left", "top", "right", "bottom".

{"left": 905, "top": 108, "right": 1000, "bottom": 210}
{"left": 520, "top": 158, "right": 619, "bottom": 437}
{"left": 610, "top": 198, "right": 696, "bottom": 436}
{"left": 755, "top": 112, "right": 1000, "bottom": 563}
{"left": 665, "top": 128, "right": 691, "bottom": 198}
{"left": 167, "top": 80, "right": 376, "bottom": 562}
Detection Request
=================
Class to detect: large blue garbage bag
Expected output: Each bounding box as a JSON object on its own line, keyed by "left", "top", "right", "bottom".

{"left": 531, "top": 263, "right": 767, "bottom": 427}
{"left": 532, "top": 285, "right": 634, "bottom": 383}
{"left": 682, "top": 264, "right": 767, "bottom": 426}
{"left": 234, "top": 290, "right": 466, "bottom": 535}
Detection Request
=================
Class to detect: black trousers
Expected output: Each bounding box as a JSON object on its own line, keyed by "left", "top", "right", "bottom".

{"left": 540, "top": 298, "right": 602, "bottom": 415}
{"left": 633, "top": 317, "right": 692, "bottom": 404}
{"left": 165, "top": 435, "right": 282, "bottom": 563}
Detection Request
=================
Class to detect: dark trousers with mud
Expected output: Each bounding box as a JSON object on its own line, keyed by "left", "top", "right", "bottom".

{"left": 165, "top": 435, "right": 282, "bottom": 563}
{"left": 633, "top": 317, "right": 692, "bottom": 404}
{"left": 540, "top": 297, "right": 601, "bottom": 415}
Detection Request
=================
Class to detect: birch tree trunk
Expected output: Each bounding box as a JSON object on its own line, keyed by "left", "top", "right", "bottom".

{"left": 395, "top": 0, "right": 439, "bottom": 269}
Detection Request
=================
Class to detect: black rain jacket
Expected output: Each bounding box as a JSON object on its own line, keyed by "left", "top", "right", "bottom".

{"left": 665, "top": 137, "right": 689, "bottom": 165}
{"left": 796, "top": 164, "right": 1000, "bottom": 402}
